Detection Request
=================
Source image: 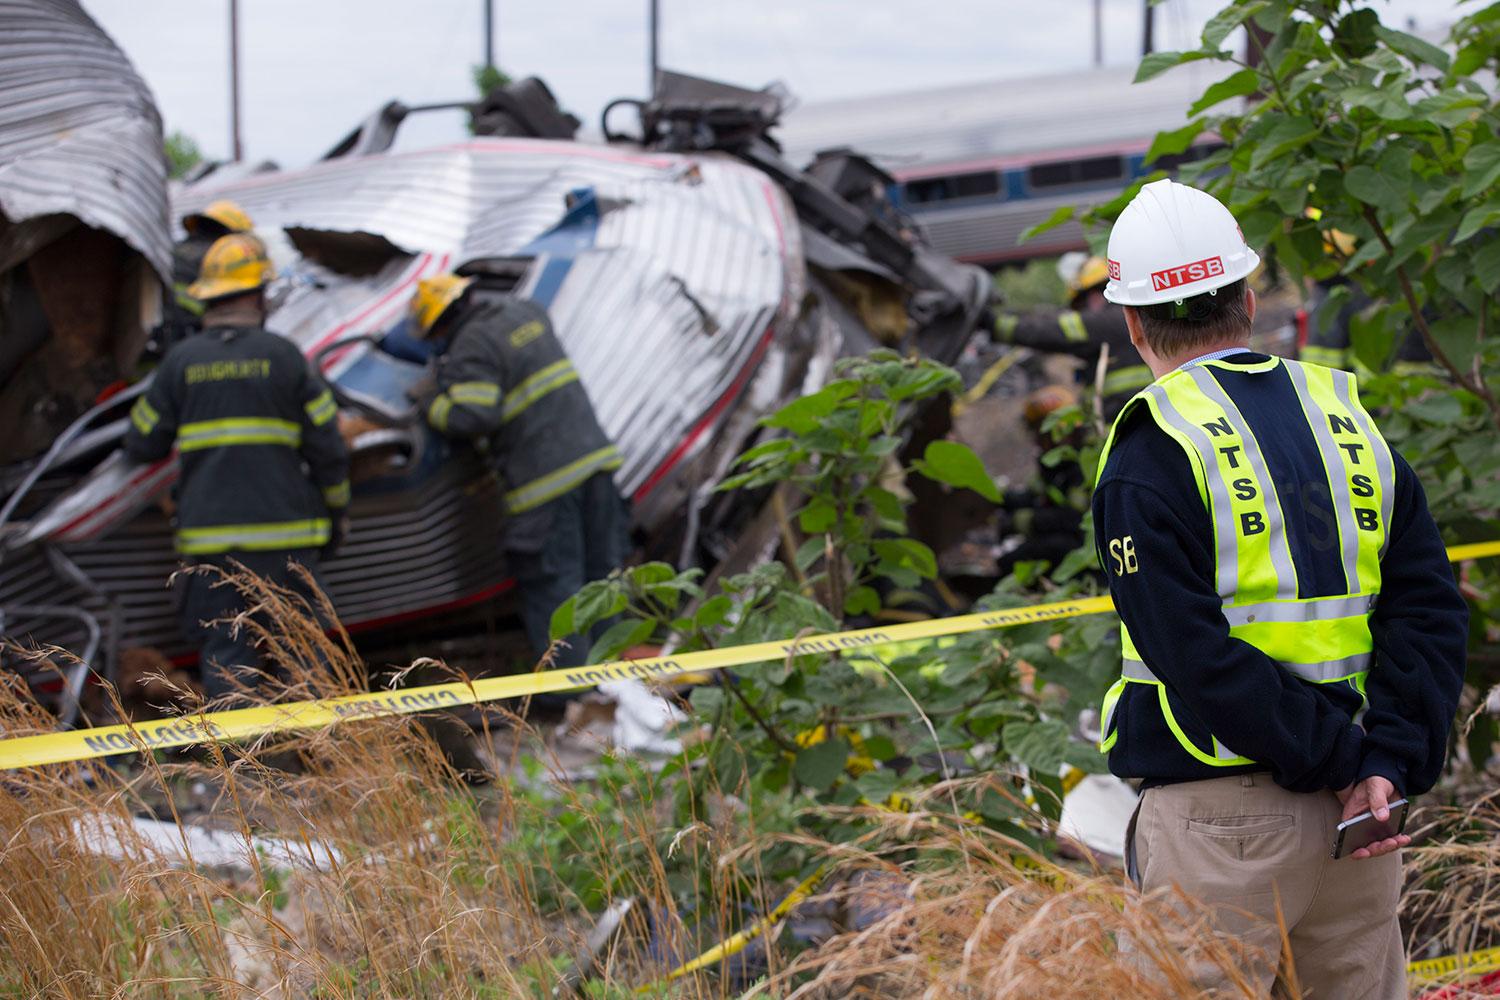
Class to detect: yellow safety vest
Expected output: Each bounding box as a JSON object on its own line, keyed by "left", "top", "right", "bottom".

{"left": 1096, "top": 356, "right": 1394, "bottom": 767}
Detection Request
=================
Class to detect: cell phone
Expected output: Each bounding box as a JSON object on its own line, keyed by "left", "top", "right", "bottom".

{"left": 1331, "top": 798, "right": 1410, "bottom": 859}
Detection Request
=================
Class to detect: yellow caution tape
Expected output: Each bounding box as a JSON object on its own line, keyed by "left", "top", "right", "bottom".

{"left": 1408, "top": 943, "right": 1500, "bottom": 981}
{"left": 0, "top": 595, "right": 1115, "bottom": 771}
{"left": 1443, "top": 539, "right": 1500, "bottom": 562}
{"left": 953, "top": 350, "right": 1022, "bottom": 416}
{"left": 645, "top": 866, "right": 828, "bottom": 990}
{"left": 2, "top": 538, "right": 1498, "bottom": 773}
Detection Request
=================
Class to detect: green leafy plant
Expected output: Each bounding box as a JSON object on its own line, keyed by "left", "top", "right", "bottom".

{"left": 553, "top": 352, "right": 1114, "bottom": 892}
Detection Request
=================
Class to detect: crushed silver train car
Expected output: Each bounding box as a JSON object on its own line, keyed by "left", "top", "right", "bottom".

{"left": 0, "top": 70, "right": 989, "bottom": 717}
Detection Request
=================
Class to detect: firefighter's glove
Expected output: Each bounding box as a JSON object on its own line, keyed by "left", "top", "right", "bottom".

{"left": 323, "top": 515, "right": 350, "bottom": 560}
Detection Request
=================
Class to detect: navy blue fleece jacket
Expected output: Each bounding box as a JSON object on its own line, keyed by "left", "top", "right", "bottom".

{"left": 1093, "top": 354, "right": 1468, "bottom": 795}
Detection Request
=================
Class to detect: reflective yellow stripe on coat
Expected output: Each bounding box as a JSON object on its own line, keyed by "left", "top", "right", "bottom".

{"left": 427, "top": 381, "right": 501, "bottom": 432}
{"left": 503, "top": 444, "right": 623, "bottom": 514}
{"left": 131, "top": 397, "right": 161, "bottom": 435}
{"left": 1057, "top": 310, "right": 1089, "bottom": 342}
{"left": 502, "top": 360, "right": 578, "bottom": 423}
{"left": 177, "top": 518, "right": 331, "bottom": 554}
{"left": 176, "top": 418, "right": 301, "bottom": 452}
{"left": 304, "top": 390, "right": 338, "bottom": 427}
{"left": 321, "top": 479, "right": 351, "bottom": 508}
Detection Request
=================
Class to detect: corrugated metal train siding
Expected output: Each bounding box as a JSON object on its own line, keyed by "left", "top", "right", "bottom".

{"left": 0, "top": 458, "right": 512, "bottom": 662}
{"left": 0, "top": 0, "right": 170, "bottom": 276}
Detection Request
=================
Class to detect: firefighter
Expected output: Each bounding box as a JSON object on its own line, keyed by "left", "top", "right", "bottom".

{"left": 173, "top": 200, "right": 254, "bottom": 318}
{"left": 1304, "top": 279, "right": 1440, "bottom": 377}
{"left": 996, "top": 385, "right": 1088, "bottom": 578}
{"left": 992, "top": 256, "right": 1153, "bottom": 419}
{"left": 408, "top": 274, "right": 629, "bottom": 668}
{"left": 1302, "top": 210, "right": 1438, "bottom": 376}
{"left": 1093, "top": 179, "right": 1467, "bottom": 997}
{"left": 124, "top": 233, "right": 350, "bottom": 701}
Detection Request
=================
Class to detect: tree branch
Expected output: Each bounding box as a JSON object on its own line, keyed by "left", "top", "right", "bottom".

{"left": 1359, "top": 206, "right": 1500, "bottom": 428}
{"left": 719, "top": 675, "right": 796, "bottom": 755}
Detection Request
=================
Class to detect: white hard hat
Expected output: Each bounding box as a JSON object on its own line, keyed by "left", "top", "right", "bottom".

{"left": 1102, "top": 179, "right": 1260, "bottom": 308}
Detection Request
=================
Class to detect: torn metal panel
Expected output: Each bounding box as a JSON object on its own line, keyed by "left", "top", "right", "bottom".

{"left": 0, "top": 0, "right": 170, "bottom": 277}
{"left": 0, "top": 0, "right": 168, "bottom": 467}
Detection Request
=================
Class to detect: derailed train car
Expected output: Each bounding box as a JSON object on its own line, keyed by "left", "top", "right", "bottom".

{"left": 0, "top": 11, "right": 989, "bottom": 720}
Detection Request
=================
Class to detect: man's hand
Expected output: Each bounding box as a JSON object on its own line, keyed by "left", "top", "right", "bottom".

{"left": 1335, "top": 775, "right": 1410, "bottom": 860}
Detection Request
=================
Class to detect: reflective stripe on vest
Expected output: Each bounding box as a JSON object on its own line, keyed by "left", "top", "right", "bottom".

{"left": 1097, "top": 357, "right": 1392, "bottom": 766}
{"left": 177, "top": 417, "right": 301, "bottom": 452}
{"left": 176, "top": 518, "right": 331, "bottom": 554}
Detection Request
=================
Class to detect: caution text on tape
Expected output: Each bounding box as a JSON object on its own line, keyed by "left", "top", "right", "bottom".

{"left": 1409, "top": 944, "right": 1500, "bottom": 981}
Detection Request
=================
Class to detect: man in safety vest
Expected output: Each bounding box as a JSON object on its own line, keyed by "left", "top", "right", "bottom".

{"left": 409, "top": 274, "right": 629, "bottom": 668}
{"left": 992, "top": 255, "right": 1153, "bottom": 420}
{"left": 124, "top": 234, "right": 350, "bottom": 700}
{"left": 1093, "top": 179, "right": 1467, "bottom": 998}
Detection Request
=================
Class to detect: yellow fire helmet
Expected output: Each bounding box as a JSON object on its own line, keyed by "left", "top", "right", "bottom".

{"left": 182, "top": 199, "right": 254, "bottom": 236}
{"left": 186, "top": 233, "right": 276, "bottom": 302}
{"left": 410, "top": 274, "right": 475, "bottom": 337}
{"left": 1070, "top": 255, "right": 1110, "bottom": 294}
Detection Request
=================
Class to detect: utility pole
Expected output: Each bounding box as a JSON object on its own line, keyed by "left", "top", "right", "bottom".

{"left": 483, "top": 0, "right": 495, "bottom": 70}
{"left": 229, "top": 0, "right": 243, "bottom": 161}
{"left": 1093, "top": 0, "right": 1103, "bottom": 66}
{"left": 1142, "top": 0, "right": 1155, "bottom": 56}
{"left": 648, "top": 0, "right": 660, "bottom": 96}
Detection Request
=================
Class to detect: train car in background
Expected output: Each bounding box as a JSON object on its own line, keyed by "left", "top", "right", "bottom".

{"left": 775, "top": 62, "right": 1236, "bottom": 266}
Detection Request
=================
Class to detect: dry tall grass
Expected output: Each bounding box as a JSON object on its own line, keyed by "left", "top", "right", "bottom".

{"left": 1403, "top": 787, "right": 1500, "bottom": 974}
{"left": 0, "top": 568, "right": 1494, "bottom": 998}
{"left": 736, "top": 783, "right": 1288, "bottom": 1000}
{"left": 0, "top": 568, "right": 754, "bottom": 998}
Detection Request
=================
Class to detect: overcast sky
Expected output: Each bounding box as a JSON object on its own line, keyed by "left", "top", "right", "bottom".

{"left": 85, "top": 0, "right": 1457, "bottom": 168}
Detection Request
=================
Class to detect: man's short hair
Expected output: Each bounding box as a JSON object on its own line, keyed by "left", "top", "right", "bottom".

{"left": 1132, "top": 279, "right": 1251, "bottom": 357}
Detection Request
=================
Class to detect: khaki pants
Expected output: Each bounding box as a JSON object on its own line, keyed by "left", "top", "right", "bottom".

{"left": 1132, "top": 773, "right": 1405, "bottom": 999}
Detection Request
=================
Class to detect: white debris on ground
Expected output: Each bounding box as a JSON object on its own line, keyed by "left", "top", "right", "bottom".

{"left": 1059, "top": 774, "right": 1139, "bottom": 857}
{"left": 598, "top": 678, "right": 689, "bottom": 755}
{"left": 70, "top": 811, "right": 340, "bottom": 873}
